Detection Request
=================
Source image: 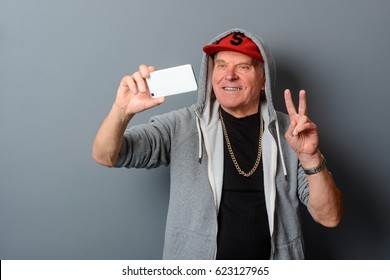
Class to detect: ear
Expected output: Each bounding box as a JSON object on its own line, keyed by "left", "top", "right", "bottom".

{"left": 258, "top": 63, "right": 266, "bottom": 90}
{"left": 261, "top": 74, "right": 266, "bottom": 90}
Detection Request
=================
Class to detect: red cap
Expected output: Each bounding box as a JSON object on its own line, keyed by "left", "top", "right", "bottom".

{"left": 203, "top": 32, "right": 263, "bottom": 62}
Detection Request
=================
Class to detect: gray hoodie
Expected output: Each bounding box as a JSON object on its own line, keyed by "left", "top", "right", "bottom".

{"left": 116, "top": 28, "right": 310, "bottom": 259}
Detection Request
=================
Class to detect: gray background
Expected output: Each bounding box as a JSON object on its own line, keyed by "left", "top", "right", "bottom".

{"left": 1, "top": 0, "right": 389, "bottom": 259}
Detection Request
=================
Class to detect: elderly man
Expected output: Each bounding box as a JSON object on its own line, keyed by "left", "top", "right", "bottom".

{"left": 93, "top": 28, "right": 342, "bottom": 259}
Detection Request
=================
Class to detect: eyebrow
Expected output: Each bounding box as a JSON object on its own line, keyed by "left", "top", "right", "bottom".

{"left": 214, "top": 59, "right": 254, "bottom": 65}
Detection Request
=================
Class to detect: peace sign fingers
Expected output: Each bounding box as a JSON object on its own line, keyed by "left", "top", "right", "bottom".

{"left": 284, "top": 89, "right": 307, "bottom": 117}
{"left": 284, "top": 88, "right": 319, "bottom": 156}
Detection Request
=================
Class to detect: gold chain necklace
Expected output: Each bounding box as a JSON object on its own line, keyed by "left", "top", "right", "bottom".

{"left": 219, "top": 107, "right": 263, "bottom": 177}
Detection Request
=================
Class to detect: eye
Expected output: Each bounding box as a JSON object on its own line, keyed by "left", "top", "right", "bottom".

{"left": 238, "top": 64, "right": 251, "bottom": 72}
{"left": 215, "top": 62, "right": 227, "bottom": 70}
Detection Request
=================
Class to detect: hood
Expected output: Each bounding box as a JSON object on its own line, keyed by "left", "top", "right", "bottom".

{"left": 195, "top": 28, "right": 277, "bottom": 126}
{"left": 192, "top": 29, "right": 289, "bottom": 237}
{"left": 194, "top": 28, "right": 288, "bottom": 179}
{"left": 193, "top": 29, "right": 288, "bottom": 239}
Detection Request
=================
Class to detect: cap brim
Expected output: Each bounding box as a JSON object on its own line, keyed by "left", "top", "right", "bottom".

{"left": 203, "top": 45, "right": 263, "bottom": 62}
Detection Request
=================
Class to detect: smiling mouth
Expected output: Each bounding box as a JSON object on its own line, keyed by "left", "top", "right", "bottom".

{"left": 223, "top": 87, "right": 242, "bottom": 91}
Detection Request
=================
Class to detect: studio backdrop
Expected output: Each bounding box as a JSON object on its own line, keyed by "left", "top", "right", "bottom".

{"left": 1, "top": 0, "right": 389, "bottom": 259}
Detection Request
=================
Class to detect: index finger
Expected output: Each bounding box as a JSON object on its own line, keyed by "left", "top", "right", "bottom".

{"left": 139, "top": 64, "right": 156, "bottom": 78}
{"left": 284, "top": 89, "right": 297, "bottom": 116}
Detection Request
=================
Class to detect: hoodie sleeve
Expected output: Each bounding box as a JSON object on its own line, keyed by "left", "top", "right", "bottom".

{"left": 297, "top": 164, "right": 310, "bottom": 207}
{"left": 115, "top": 117, "right": 171, "bottom": 169}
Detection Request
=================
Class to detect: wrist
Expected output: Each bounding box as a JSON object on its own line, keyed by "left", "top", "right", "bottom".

{"left": 302, "top": 153, "right": 327, "bottom": 175}
{"left": 299, "top": 150, "right": 322, "bottom": 168}
{"left": 112, "top": 103, "right": 134, "bottom": 124}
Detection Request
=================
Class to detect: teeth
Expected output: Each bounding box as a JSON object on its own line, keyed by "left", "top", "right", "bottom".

{"left": 223, "top": 87, "right": 241, "bottom": 91}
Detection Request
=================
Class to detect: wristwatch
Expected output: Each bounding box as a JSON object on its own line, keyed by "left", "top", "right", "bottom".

{"left": 303, "top": 154, "right": 326, "bottom": 175}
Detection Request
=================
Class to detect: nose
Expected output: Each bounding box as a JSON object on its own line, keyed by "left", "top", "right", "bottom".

{"left": 224, "top": 68, "right": 239, "bottom": 81}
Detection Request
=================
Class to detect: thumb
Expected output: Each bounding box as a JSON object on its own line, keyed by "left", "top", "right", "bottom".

{"left": 146, "top": 96, "right": 166, "bottom": 109}
{"left": 154, "top": 96, "right": 165, "bottom": 105}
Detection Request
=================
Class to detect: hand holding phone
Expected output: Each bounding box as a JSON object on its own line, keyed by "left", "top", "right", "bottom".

{"left": 146, "top": 64, "right": 198, "bottom": 98}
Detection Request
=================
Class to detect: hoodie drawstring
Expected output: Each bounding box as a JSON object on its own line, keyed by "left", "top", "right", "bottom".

{"left": 196, "top": 115, "right": 203, "bottom": 163}
{"left": 274, "top": 116, "right": 288, "bottom": 177}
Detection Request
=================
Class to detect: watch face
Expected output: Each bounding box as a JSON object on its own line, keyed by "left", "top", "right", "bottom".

{"left": 304, "top": 155, "right": 326, "bottom": 175}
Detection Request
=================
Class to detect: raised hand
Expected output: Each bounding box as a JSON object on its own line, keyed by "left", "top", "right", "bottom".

{"left": 284, "top": 89, "right": 320, "bottom": 163}
{"left": 115, "top": 64, "right": 165, "bottom": 116}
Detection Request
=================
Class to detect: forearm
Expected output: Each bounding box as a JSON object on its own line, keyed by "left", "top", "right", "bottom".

{"left": 92, "top": 104, "right": 134, "bottom": 167}
{"left": 302, "top": 153, "right": 343, "bottom": 227}
{"left": 283, "top": 90, "right": 343, "bottom": 227}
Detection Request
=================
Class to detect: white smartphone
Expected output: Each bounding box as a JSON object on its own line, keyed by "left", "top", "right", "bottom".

{"left": 146, "top": 64, "right": 198, "bottom": 98}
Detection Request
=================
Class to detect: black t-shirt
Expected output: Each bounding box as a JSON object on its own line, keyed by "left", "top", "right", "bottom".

{"left": 216, "top": 108, "right": 271, "bottom": 260}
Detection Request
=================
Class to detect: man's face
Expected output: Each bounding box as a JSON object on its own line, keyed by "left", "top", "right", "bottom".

{"left": 212, "top": 51, "right": 265, "bottom": 118}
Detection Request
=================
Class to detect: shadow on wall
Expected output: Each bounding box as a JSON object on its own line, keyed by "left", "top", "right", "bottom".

{"left": 272, "top": 61, "right": 303, "bottom": 113}
{"left": 274, "top": 63, "right": 332, "bottom": 259}
{"left": 274, "top": 61, "right": 389, "bottom": 259}
{"left": 275, "top": 62, "right": 336, "bottom": 259}
{"left": 301, "top": 156, "right": 388, "bottom": 260}
{"left": 274, "top": 61, "right": 341, "bottom": 259}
